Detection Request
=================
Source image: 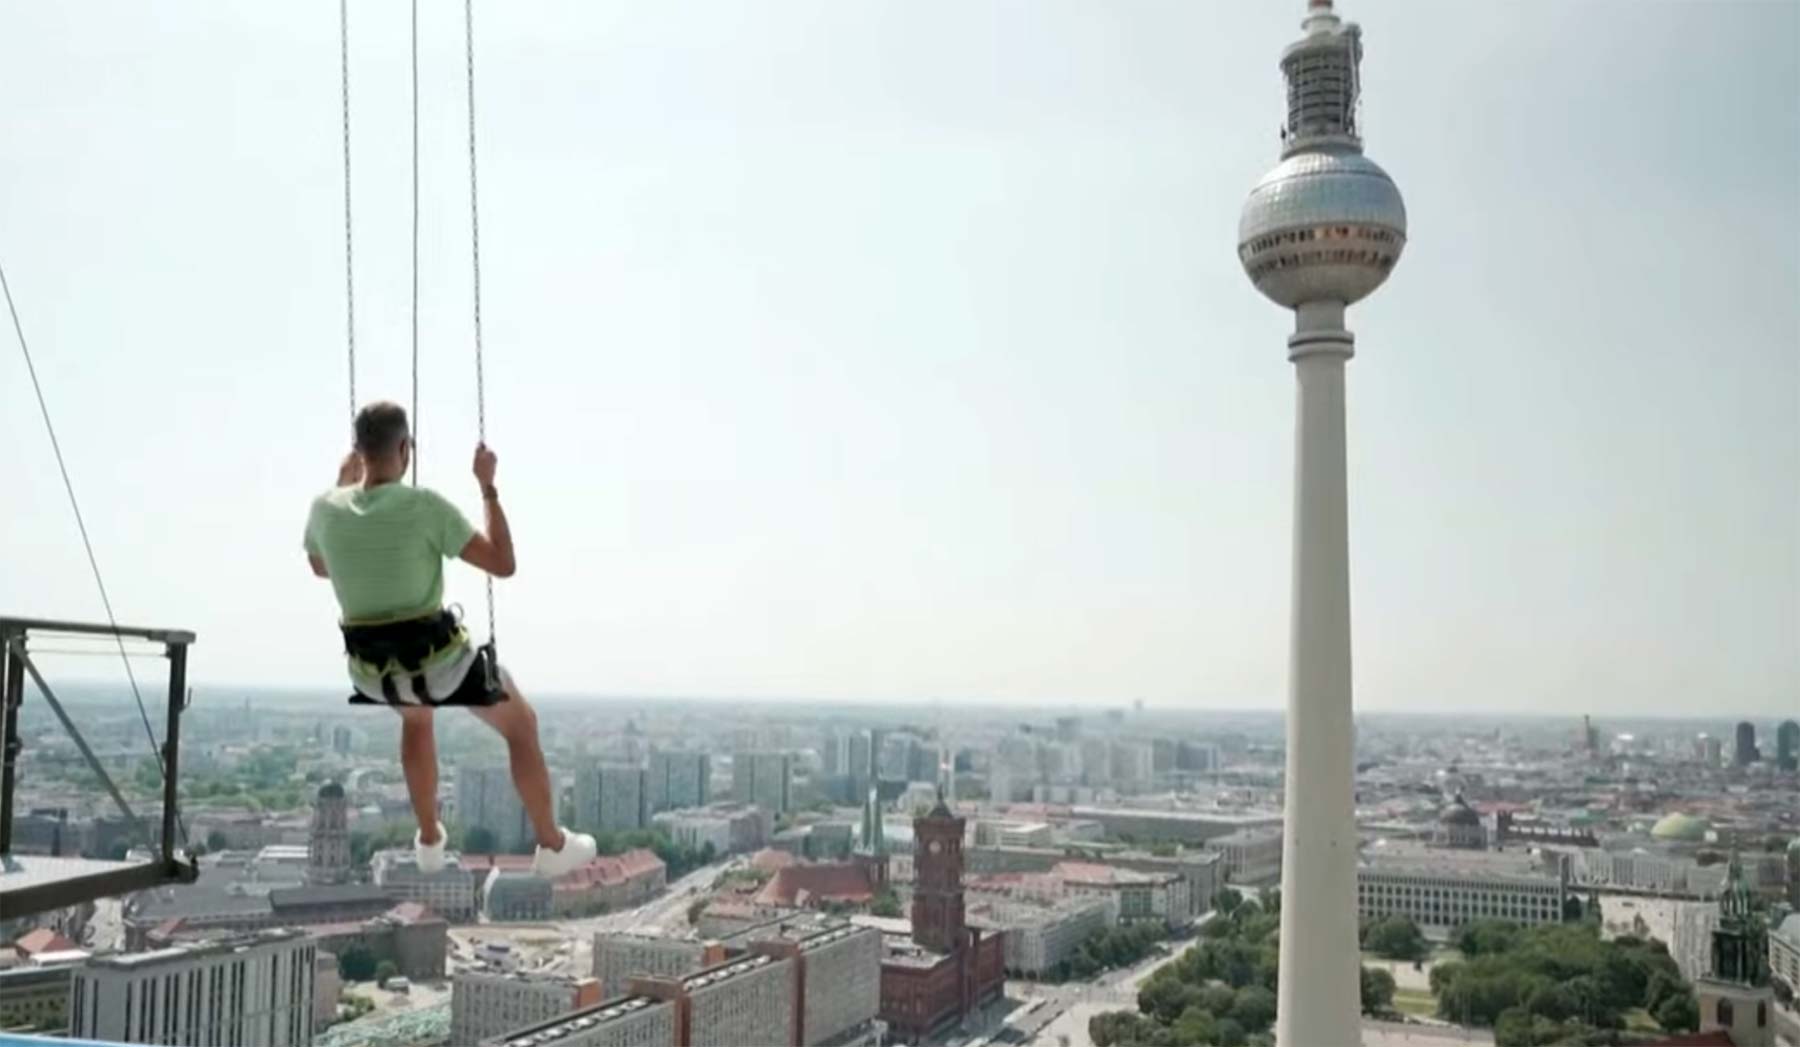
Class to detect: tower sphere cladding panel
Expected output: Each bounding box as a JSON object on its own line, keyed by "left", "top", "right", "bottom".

{"left": 1239, "top": 150, "right": 1407, "bottom": 308}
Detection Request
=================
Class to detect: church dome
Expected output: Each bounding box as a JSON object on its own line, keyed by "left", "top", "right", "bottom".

{"left": 1439, "top": 795, "right": 1480, "bottom": 826}
{"left": 1649, "top": 812, "right": 1710, "bottom": 842}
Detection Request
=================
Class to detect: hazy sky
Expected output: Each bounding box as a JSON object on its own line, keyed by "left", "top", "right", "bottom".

{"left": 4, "top": 1, "right": 1796, "bottom": 716}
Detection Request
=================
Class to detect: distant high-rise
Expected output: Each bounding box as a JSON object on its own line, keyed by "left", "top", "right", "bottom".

{"left": 646, "top": 751, "right": 711, "bottom": 813}
{"left": 731, "top": 751, "right": 793, "bottom": 815}
{"left": 849, "top": 730, "right": 875, "bottom": 794}
{"left": 457, "top": 765, "right": 530, "bottom": 853}
{"left": 1734, "top": 722, "right": 1759, "bottom": 767}
{"left": 308, "top": 782, "right": 350, "bottom": 885}
{"left": 1238, "top": 0, "right": 1407, "bottom": 1042}
{"left": 1776, "top": 720, "right": 1799, "bottom": 773}
{"left": 573, "top": 764, "right": 648, "bottom": 834}
{"left": 1696, "top": 733, "right": 1724, "bottom": 767}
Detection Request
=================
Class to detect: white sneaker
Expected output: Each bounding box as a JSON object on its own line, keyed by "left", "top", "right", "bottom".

{"left": 532, "top": 827, "right": 597, "bottom": 879}
{"left": 415, "top": 824, "right": 448, "bottom": 874}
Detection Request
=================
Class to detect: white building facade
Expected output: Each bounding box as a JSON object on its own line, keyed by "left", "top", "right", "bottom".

{"left": 70, "top": 930, "right": 317, "bottom": 1047}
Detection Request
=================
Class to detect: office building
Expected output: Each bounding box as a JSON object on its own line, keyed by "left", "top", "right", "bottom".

{"left": 1770, "top": 914, "right": 1800, "bottom": 1002}
{"left": 458, "top": 765, "right": 532, "bottom": 854}
{"left": 636, "top": 953, "right": 797, "bottom": 1046}
{"left": 126, "top": 882, "right": 410, "bottom": 948}
{"left": 968, "top": 897, "right": 1110, "bottom": 978}
{"left": 307, "top": 783, "right": 350, "bottom": 886}
{"left": 1048, "top": 862, "right": 1191, "bottom": 929}
{"left": 648, "top": 751, "right": 712, "bottom": 813}
{"left": 1734, "top": 721, "right": 1759, "bottom": 767}
{"left": 1070, "top": 806, "right": 1282, "bottom": 845}
{"left": 731, "top": 752, "right": 794, "bottom": 816}
{"left": 483, "top": 869, "right": 553, "bottom": 921}
{"left": 1206, "top": 826, "right": 1285, "bottom": 887}
{"left": 1176, "top": 742, "right": 1221, "bottom": 773}
{"left": 452, "top": 968, "right": 603, "bottom": 1047}
{"left": 371, "top": 850, "right": 477, "bottom": 922}
{"left": 592, "top": 935, "right": 725, "bottom": 998}
{"left": 0, "top": 964, "right": 74, "bottom": 1035}
{"left": 1356, "top": 845, "right": 1568, "bottom": 932}
{"left": 1777, "top": 720, "right": 1799, "bottom": 773}
{"left": 70, "top": 929, "right": 317, "bottom": 1047}
{"left": 652, "top": 804, "right": 769, "bottom": 856}
{"left": 575, "top": 764, "right": 649, "bottom": 834}
{"left": 485, "top": 995, "right": 676, "bottom": 1047}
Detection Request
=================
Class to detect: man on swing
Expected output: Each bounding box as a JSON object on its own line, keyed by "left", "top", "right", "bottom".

{"left": 305, "top": 402, "right": 597, "bottom": 878}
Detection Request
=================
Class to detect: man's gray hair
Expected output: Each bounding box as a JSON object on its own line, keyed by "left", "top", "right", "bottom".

{"left": 354, "top": 401, "right": 410, "bottom": 456}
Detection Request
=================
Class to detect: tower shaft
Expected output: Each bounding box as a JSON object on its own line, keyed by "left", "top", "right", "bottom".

{"left": 1276, "top": 303, "right": 1361, "bottom": 1046}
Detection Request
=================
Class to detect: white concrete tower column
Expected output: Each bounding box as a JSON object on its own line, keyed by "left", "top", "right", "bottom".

{"left": 1276, "top": 300, "right": 1361, "bottom": 1047}
{"left": 1237, "top": 0, "right": 1405, "bottom": 1038}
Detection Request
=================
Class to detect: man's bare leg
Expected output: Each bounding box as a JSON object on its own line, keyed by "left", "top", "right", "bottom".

{"left": 397, "top": 706, "right": 444, "bottom": 844}
{"left": 470, "top": 679, "right": 563, "bottom": 851}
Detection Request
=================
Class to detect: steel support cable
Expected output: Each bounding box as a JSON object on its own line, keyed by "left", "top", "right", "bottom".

{"left": 2, "top": 258, "right": 187, "bottom": 847}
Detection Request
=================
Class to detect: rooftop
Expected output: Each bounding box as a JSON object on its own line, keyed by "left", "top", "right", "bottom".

{"left": 753, "top": 861, "right": 877, "bottom": 907}
{"left": 682, "top": 952, "right": 779, "bottom": 991}
{"left": 1360, "top": 842, "right": 1563, "bottom": 884}
{"left": 493, "top": 995, "right": 666, "bottom": 1047}
{"left": 86, "top": 929, "right": 309, "bottom": 970}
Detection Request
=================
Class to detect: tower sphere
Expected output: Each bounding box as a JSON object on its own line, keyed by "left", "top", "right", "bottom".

{"left": 1238, "top": 150, "right": 1406, "bottom": 308}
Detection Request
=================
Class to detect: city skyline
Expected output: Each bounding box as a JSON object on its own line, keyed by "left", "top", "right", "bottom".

{"left": 4, "top": 1, "right": 1797, "bottom": 717}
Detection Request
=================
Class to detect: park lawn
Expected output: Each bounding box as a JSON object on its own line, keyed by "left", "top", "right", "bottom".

{"left": 1392, "top": 988, "right": 1438, "bottom": 1019}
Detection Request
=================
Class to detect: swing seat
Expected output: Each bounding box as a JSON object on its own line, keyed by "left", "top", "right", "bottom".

{"left": 340, "top": 612, "right": 506, "bottom": 708}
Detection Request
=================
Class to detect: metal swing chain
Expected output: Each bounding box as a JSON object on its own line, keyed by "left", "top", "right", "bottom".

{"left": 340, "top": 0, "right": 357, "bottom": 424}
{"left": 465, "top": 0, "right": 496, "bottom": 648}
{"left": 409, "top": 0, "right": 421, "bottom": 485}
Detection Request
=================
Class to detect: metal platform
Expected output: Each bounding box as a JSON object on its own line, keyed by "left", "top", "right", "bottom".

{"left": 0, "top": 616, "right": 200, "bottom": 919}
{"left": 0, "top": 853, "right": 197, "bottom": 918}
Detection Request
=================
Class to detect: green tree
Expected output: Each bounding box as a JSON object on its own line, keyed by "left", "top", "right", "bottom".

{"left": 1363, "top": 915, "right": 1428, "bottom": 961}
{"left": 1454, "top": 919, "right": 1522, "bottom": 957}
{"left": 205, "top": 830, "right": 229, "bottom": 852}
{"left": 1231, "top": 985, "right": 1277, "bottom": 1031}
{"left": 1199, "top": 983, "right": 1238, "bottom": 1017}
{"left": 1653, "top": 991, "right": 1699, "bottom": 1033}
{"left": 1170, "top": 1006, "right": 1216, "bottom": 1047}
{"left": 870, "top": 888, "right": 902, "bottom": 918}
{"left": 462, "top": 826, "right": 498, "bottom": 854}
{"left": 686, "top": 899, "right": 708, "bottom": 925}
{"left": 338, "top": 944, "right": 377, "bottom": 982}
{"left": 1213, "top": 889, "right": 1242, "bottom": 916}
{"left": 374, "top": 960, "right": 398, "bottom": 984}
{"left": 1524, "top": 982, "right": 1577, "bottom": 1021}
{"left": 1140, "top": 976, "right": 1196, "bottom": 1023}
{"left": 1213, "top": 1016, "right": 1247, "bottom": 1047}
{"left": 1360, "top": 966, "right": 1396, "bottom": 1015}
{"left": 1493, "top": 1007, "right": 1535, "bottom": 1047}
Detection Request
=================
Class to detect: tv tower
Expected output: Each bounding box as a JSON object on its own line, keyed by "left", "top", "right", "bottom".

{"left": 1238, "top": 1, "right": 1406, "bottom": 1043}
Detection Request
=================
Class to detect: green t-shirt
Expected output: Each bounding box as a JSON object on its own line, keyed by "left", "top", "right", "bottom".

{"left": 304, "top": 484, "right": 476, "bottom": 624}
